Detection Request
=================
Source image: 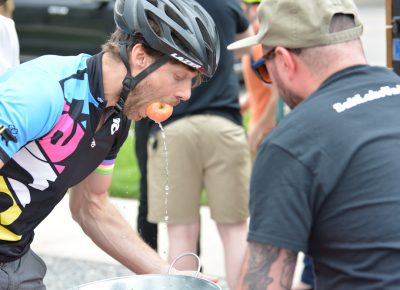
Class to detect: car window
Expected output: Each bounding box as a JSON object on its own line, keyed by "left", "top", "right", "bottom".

{"left": 14, "top": 0, "right": 116, "bottom": 61}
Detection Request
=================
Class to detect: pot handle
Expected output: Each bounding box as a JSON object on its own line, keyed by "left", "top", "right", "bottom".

{"left": 168, "top": 252, "right": 202, "bottom": 277}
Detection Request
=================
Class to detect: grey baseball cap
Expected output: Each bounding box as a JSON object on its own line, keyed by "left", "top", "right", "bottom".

{"left": 228, "top": 0, "right": 363, "bottom": 50}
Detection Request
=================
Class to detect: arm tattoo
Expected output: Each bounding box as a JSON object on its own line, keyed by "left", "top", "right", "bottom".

{"left": 244, "top": 243, "right": 297, "bottom": 290}
{"left": 280, "top": 250, "right": 297, "bottom": 289}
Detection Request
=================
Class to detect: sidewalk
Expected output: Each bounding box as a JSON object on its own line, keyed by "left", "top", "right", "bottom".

{"left": 31, "top": 195, "right": 304, "bottom": 289}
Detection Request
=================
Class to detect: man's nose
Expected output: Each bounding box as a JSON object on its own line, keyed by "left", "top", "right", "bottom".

{"left": 178, "top": 81, "right": 192, "bottom": 101}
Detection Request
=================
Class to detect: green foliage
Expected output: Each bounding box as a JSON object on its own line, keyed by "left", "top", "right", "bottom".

{"left": 109, "top": 129, "right": 140, "bottom": 199}
{"left": 110, "top": 112, "right": 251, "bottom": 202}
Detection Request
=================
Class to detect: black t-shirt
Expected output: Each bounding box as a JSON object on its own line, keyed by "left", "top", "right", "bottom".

{"left": 150, "top": 0, "right": 249, "bottom": 132}
{"left": 250, "top": 65, "right": 400, "bottom": 289}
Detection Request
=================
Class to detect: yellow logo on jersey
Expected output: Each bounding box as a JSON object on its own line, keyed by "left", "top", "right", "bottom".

{"left": 0, "top": 176, "right": 22, "bottom": 241}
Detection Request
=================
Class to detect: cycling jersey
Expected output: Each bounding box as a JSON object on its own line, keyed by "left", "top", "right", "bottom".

{"left": 0, "top": 53, "right": 131, "bottom": 262}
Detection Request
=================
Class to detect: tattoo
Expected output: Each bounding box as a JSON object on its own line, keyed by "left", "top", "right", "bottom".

{"left": 244, "top": 243, "right": 279, "bottom": 289}
{"left": 280, "top": 250, "right": 297, "bottom": 289}
{"left": 243, "top": 243, "right": 297, "bottom": 290}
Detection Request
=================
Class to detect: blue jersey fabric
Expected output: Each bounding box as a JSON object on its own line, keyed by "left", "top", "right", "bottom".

{"left": 0, "top": 53, "right": 131, "bottom": 261}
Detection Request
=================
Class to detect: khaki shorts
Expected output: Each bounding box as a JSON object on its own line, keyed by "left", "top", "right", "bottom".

{"left": 147, "top": 115, "right": 251, "bottom": 224}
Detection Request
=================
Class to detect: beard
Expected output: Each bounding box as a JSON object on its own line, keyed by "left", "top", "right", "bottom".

{"left": 273, "top": 69, "right": 303, "bottom": 109}
{"left": 122, "top": 80, "right": 151, "bottom": 121}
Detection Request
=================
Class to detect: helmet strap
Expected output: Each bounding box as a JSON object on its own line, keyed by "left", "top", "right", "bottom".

{"left": 116, "top": 43, "right": 170, "bottom": 113}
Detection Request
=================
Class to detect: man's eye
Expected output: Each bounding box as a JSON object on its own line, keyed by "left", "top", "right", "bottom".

{"left": 174, "top": 74, "right": 185, "bottom": 81}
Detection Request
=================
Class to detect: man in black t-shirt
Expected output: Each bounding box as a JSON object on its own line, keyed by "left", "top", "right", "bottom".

{"left": 228, "top": 0, "right": 400, "bottom": 289}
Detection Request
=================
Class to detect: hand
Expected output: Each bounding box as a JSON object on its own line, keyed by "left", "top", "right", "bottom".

{"left": 248, "top": 124, "right": 274, "bottom": 154}
{"left": 168, "top": 268, "right": 219, "bottom": 284}
{"left": 291, "top": 281, "right": 314, "bottom": 290}
{"left": 239, "top": 95, "right": 249, "bottom": 115}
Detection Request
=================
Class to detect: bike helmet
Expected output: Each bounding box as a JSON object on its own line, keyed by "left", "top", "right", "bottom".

{"left": 114, "top": 0, "right": 220, "bottom": 77}
{"left": 242, "top": 0, "right": 261, "bottom": 3}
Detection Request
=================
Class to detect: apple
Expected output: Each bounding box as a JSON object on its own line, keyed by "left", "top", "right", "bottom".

{"left": 145, "top": 102, "right": 173, "bottom": 123}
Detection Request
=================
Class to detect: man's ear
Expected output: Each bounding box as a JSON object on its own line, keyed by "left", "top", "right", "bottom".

{"left": 130, "top": 43, "right": 150, "bottom": 70}
{"left": 275, "top": 47, "right": 297, "bottom": 82}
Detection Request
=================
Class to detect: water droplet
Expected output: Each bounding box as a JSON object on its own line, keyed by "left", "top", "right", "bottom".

{"left": 158, "top": 122, "right": 170, "bottom": 257}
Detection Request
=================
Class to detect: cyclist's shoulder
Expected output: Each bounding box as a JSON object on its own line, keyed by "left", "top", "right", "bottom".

{"left": 26, "top": 54, "right": 91, "bottom": 75}
{"left": 10, "top": 54, "right": 92, "bottom": 94}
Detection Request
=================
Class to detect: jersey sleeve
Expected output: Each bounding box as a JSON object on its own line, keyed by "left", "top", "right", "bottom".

{"left": 248, "top": 142, "right": 315, "bottom": 252}
{"left": 95, "top": 117, "right": 131, "bottom": 175}
{"left": 0, "top": 68, "right": 64, "bottom": 163}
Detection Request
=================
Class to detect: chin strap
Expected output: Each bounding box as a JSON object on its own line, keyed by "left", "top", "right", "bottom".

{"left": 115, "top": 43, "right": 170, "bottom": 113}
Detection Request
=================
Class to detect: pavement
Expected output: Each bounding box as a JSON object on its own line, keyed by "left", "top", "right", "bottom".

{"left": 31, "top": 195, "right": 304, "bottom": 290}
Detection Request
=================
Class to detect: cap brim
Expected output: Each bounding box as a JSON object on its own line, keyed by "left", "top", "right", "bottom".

{"left": 227, "top": 35, "right": 260, "bottom": 50}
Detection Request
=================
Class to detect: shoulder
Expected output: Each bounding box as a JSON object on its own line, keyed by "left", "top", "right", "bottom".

{"left": 0, "top": 14, "right": 16, "bottom": 30}
{"left": 0, "top": 15, "right": 18, "bottom": 48}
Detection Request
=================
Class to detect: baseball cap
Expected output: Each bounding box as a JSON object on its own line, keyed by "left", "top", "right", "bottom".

{"left": 242, "top": 0, "right": 261, "bottom": 4}
{"left": 228, "top": 0, "right": 363, "bottom": 50}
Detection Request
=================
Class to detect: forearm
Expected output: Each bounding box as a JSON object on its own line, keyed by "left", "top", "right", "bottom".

{"left": 248, "top": 90, "right": 279, "bottom": 154}
{"left": 236, "top": 242, "right": 297, "bottom": 290}
{"left": 70, "top": 181, "right": 170, "bottom": 275}
{"left": 255, "top": 86, "right": 279, "bottom": 133}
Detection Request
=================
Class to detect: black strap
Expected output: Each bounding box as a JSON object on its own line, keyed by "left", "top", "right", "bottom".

{"left": 116, "top": 44, "right": 170, "bottom": 112}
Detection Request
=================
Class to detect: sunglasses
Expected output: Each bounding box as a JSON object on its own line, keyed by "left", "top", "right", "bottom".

{"left": 251, "top": 48, "right": 276, "bottom": 84}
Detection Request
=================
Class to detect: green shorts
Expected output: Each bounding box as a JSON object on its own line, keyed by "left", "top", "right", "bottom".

{"left": 147, "top": 115, "right": 251, "bottom": 224}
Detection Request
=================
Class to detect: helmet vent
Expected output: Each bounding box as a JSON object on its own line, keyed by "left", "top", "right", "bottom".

{"left": 196, "top": 18, "right": 213, "bottom": 67}
{"left": 115, "top": 0, "right": 126, "bottom": 15}
{"left": 171, "top": 30, "right": 191, "bottom": 55}
{"left": 146, "top": 11, "right": 164, "bottom": 37}
{"left": 164, "top": 5, "right": 189, "bottom": 31}
{"left": 145, "top": 0, "right": 158, "bottom": 7}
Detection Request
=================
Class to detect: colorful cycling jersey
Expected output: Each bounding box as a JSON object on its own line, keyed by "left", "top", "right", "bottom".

{"left": 0, "top": 53, "right": 131, "bottom": 261}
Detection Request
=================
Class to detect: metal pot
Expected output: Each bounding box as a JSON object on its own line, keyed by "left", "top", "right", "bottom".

{"left": 67, "top": 274, "right": 221, "bottom": 290}
{"left": 68, "top": 253, "right": 222, "bottom": 290}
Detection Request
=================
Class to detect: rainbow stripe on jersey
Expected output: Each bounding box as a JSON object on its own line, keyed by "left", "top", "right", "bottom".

{"left": 95, "top": 159, "right": 115, "bottom": 174}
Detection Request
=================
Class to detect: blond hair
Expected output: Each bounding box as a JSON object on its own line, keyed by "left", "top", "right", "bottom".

{"left": 0, "top": 0, "right": 15, "bottom": 18}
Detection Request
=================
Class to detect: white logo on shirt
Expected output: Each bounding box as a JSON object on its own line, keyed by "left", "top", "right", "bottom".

{"left": 111, "top": 118, "right": 120, "bottom": 135}
{"left": 332, "top": 85, "right": 400, "bottom": 113}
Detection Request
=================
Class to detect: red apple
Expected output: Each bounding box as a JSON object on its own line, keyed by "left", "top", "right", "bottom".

{"left": 145, "top": 102, "right": 173, "bottom": 123}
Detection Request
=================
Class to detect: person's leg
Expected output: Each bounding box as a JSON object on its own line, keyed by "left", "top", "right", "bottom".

{"left": 134, "top": 119, "right": 158, "bottom": 250}
{"left": 292, "top": 255, "right": 315, "bottom": 290}
{"left": 301, "top": 255, "right": 315, "bottom": 287}
{"left": 167, "top": 222, "right": 201, "bottom": 270}
{"left": 216, "top": 221, "right": 248, "bottom": 289}
{"left": 201, "top": 115, "right": 251, "bottom": 290}
{"left": 147, "top": 117, "right": 203, "bottom": 265}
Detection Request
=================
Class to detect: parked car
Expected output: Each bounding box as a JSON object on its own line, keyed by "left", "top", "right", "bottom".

{"left": 13, "top": 0, "right": 244, "bottom": 81}
{"left": 13, "top": 0, "right": 116, "bottom": 62}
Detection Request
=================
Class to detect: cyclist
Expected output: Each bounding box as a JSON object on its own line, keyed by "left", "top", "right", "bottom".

{"left": 0, "top": 0, "right": 219, "bottom": 288}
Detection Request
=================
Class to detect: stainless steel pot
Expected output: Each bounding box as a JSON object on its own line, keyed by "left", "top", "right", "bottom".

{"left": 67, "top": 274, "right": 221, "bottom": 290}
{"left": 68, "top": 253, "right": 222, "bottom": 290}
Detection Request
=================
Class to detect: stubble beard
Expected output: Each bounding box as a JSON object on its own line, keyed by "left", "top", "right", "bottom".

{"left": 274, "top": 71, "right": 302, "bottom": 109}
{"left": 122, "top": 80, "right": 154, "bottom": 121}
